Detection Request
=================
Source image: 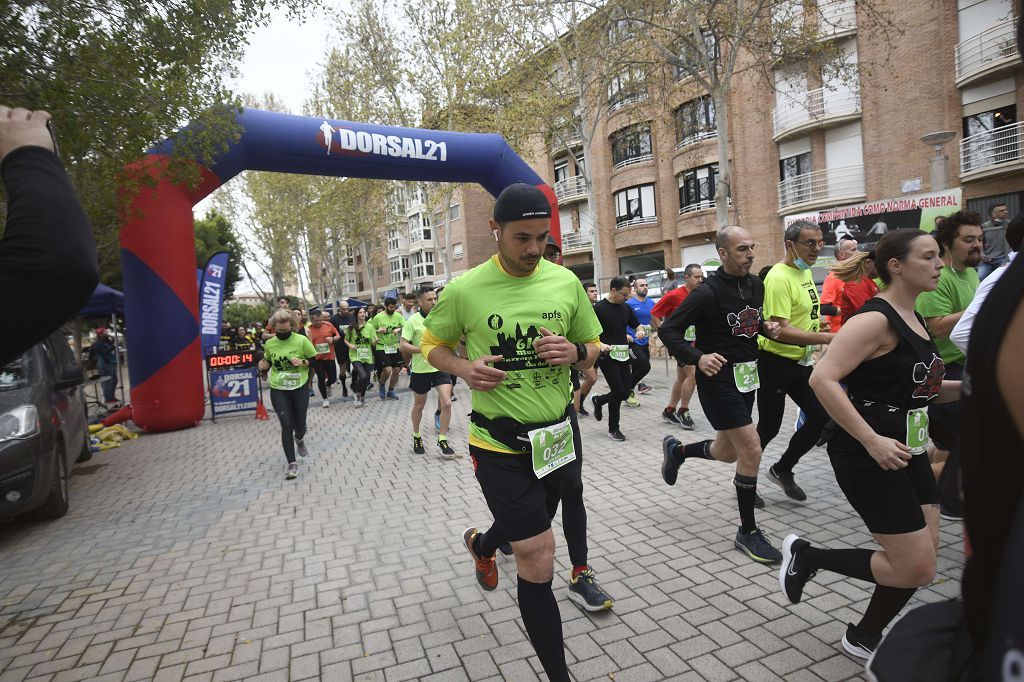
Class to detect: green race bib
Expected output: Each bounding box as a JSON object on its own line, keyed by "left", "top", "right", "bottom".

{"left": 684, "top": 326, "right": 696, "bottom": 342}
{"left": 609, "top": 345, "right": 630, "bottom": 362}
{"left": 355, "top": 346, "right": 372, "bottom": 363}
{"left": 314, "top": 342, "right": 330, "bottom": 354}
{"left": 529, "top": 417, "right": 576, "bottom": 479}
{"left": 278, "top": 371, "right": 302, "bottom": 389}
{"left": 906, "top": 408, "right": 930, "bottom": 454}
{"left": 383, "top": 344, "right": 398, "bottom": 355}
{"left": 732, "top": 361, "right": 760, "bottom": 393}
{"left": 797, "top": 345, "right": 816, "bottom": 367}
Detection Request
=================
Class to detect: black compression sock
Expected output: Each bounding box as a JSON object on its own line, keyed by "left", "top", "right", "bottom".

{"left": 474, "top": 527, "right": 500, "bottom": 558}
{"left": 517, "top": 576, "right": 570, "bottom": 682}
{"left": 734, "top": 474, "right": 758, "bottom": 533}
{"left": 682, "top": 439, "right": 714, "bottom": 461}
{"left": 800, "top": 546, "right": 876, "bottom": 583}
{"left": 856, "top": 585, "right": 916, "bottom": 640}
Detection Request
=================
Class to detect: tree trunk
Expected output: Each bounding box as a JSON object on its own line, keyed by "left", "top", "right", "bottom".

{"left": 714, "top": 88, "right": 732, "bottom": 229}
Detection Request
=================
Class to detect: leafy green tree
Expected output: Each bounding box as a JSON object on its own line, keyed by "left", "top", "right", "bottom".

{"left": 194, "top": 210, "right": 243, "bottom": 300}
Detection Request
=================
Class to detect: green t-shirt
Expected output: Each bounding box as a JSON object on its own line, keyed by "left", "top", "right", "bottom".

{"left": 346, "top": 323, "right": 378, "bottom": 363}
{"left": 402, "top": 312, "right": 437, "bottom": 374}
{"left": 758, "top": 262, "right": 820, "bottom": 361}
{"left": 425, "top": 255, "right": 602, "bottom": 452}
{"left": 916, "top": 265, "right": 979, "bottom": 366}
{"left": 262, "top": 332, "right": 316, "bottom": 390}
{"left": 371, "top": 311, "right": 406, "bottom": 349}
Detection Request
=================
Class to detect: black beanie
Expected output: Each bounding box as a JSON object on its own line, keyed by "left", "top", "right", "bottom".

{"left": 493, "top": 183, "right": 552, "bottom": 223}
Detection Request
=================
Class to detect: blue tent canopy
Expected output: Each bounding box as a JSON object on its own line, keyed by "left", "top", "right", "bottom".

{"left": 78, "top": 283, "right": 125, "bottom": 317}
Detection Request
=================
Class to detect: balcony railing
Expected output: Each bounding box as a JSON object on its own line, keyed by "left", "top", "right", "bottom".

{"left": 550, "top": 132, "right": 583, "bottom": 156}
{"left": 612, "top": 153, "right": 654, "bottom": 171}
{"left": 678, "top": 197, "right": 732, "bottom": 215}
{"left": 675, "top": 129, "right": 717, "bottom": 150}
{"left": 817, "top": 0, "right": 856, "bottom": 38}
{"left": 608, "top": 92, "right": 648, "bottom": 114}
{"left": 956, "top": 17, "right": 1020, "bottom": 85}
{"left": 615, "top": 215, "right": 658, "bottom": 229}
{"left": 561, "top": 230, "right": 594, "bottom": 253}
{"left": 777, "top": 164, "right": 865, "bottom": 212}
{"left": 773, "top": 83, "right": 860, "bottom": 139}
{"left": 960, "top": 121, "right": 1023, "bottom": 179}
{"left": 554, "top": 175, "right": 588, "bottom": 204}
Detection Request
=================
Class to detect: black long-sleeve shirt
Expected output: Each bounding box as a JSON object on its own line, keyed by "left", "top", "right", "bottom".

{"left": 0, "top": 146, "right": 98, "bottom": 363}
{"left": 659, "top": 267, "right": 765, "bottom": 366}
{"left": 593, "top": 298, "right": 640, "bottom": 345}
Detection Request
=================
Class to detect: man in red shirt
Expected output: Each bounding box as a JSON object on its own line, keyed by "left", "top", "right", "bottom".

{"left": 307, "top": 309, "right": 341, "bottom": 408}
{"left": 651, "top": 263, "right": 704, "bottom": 429}
{"left": 820, "top": 237, "right": 858, "bottom": 333}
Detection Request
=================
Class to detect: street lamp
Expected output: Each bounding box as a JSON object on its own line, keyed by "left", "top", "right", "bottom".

{"left": 921, "top": 131, "right": 957, "bottom": 191}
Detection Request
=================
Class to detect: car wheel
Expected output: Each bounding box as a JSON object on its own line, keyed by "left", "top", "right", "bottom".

{"left": 30, "top": 439, "right": 70, "bottom": 520}
{"left": 77, "top": 407, "right": 92, "bottom": 463}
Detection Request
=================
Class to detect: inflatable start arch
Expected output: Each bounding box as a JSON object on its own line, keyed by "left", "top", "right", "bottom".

{"left": 120, "top": 108, "right": 557, "bottom": 432}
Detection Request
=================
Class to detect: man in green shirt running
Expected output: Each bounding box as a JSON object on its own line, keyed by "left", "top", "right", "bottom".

{"left": 371, "top": 297, "right": 406, "bottom": 400}
{"left": 422, "top": 183, "right": 604, "bottom": 682}
{"left": 401, "top": 286, "right": 456, "bottom": 459}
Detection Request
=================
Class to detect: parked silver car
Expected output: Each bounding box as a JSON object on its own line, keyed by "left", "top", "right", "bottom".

{"left": 0, "top": 329, "right": 90, "bottom": 522}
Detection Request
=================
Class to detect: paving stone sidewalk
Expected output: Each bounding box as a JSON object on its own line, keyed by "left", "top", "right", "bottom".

{"left": 0, "top": 359, "right": 965, "bottom": 681}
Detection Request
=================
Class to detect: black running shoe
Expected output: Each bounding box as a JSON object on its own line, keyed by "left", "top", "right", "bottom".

{"left": 591, "top": 396, "right": 603, "bottom": 422}
{"left": 734, "top": 526, "right": 782, "bottom": 564}
{"left": 498, "top": 542, "right": 513, "bottom": 556}
{"left": 607, "top": 429, "right": 626, "bottom": 441}
{"left": 636, "top": 382, "right": 652, "bottom": 394}
{"left": 412, "top": 435, "right": 425, "bottom": 454}
{"left": 661, "top": 435, "right": 682, "bottom": 486}
{"left": 842, "top": 623, "right": 881, "bottom": 660}
{"left": 577, "top": 405, "right": 590, "bottom": 417}
{"left": 677, "top": 409, "right": 695, "bottom": 430}
{"left": 768, "top": 465, "right": 807, "bottom": 501}
{"left": 438, "top": 438, "right": 456, "bottom": 459}
{"left": 662, "top": 409, "right": 682, "bottom": 425}
{"left": 567, "top": 567, "right": 613, "bottom": 612}
{"left": 779, "top": 534, "right": 816, "bottom": 604}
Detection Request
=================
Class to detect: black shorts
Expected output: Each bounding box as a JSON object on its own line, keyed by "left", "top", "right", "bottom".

{"left": 409, "top": 371, "right": 453, "bottom": 394}
{"left": 470, "top": 411, "right": 583, "bottom": 542}
{"left": 676, "top": 342, "right": 696, "bottom": 368}
{"left": 335, "top": 345, "right": 350, "bottom": 363}
{"left": 570, "top": 368, "right": 580, "bottom": 391}
{"left": 374, "top": 349, "right": 404, "bottom": 369}
{"left": 695, "top": 372, "right": 755, "bottom": 430}
{"left": 828, "top": 428, "right": 939, "bottom": 534}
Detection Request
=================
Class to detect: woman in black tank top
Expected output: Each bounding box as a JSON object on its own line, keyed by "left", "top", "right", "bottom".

{"left": 775, "top": 229, "right": 963, "bottom": 660}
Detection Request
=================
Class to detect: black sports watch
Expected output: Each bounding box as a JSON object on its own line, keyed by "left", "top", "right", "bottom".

{"left": 573, "top": 342, "right": 588, "bottom": 365}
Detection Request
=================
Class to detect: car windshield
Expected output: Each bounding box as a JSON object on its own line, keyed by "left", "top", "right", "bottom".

{"left": 0, "top": 353, "right": 33, "bottom": 392}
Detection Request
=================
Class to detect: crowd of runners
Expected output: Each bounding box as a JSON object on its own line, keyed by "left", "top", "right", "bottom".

{"left": 243, "top": 182, "right": 1020, "bottom": 679}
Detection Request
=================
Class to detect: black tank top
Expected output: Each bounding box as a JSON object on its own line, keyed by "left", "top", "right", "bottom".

{"left": 844, "top": 297, "right": 944, "bottom": 411}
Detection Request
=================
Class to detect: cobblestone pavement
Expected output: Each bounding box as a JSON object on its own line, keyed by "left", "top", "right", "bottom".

{"left": 0, "top": 359, "right": 965, "bottom": 682}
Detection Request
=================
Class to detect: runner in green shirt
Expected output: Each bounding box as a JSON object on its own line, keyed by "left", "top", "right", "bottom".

{"left": 400, "top": 286, "right": 456, "bottom": 458}
{"left": 421, "top": 183, "right": 604, "bottom": 682}
{"left": 370, "top": 298, "right": 406, "bottom": 400}
{"left": 257, "top": 309, "right": 316, "bottom": 480}
{"left": 344, "top": 307, "right": 378, "bottom": 407}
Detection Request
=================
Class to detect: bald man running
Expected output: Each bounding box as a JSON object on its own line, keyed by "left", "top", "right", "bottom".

{"left": 658, "top": 226, "right": 785, "bottom": 564}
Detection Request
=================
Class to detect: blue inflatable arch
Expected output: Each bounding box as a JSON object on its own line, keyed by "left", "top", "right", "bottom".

{"left": 120, "top": 108, "right": 556, "bottom": 432}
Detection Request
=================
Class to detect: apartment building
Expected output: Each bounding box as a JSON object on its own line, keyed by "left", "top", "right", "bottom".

{"left": 542, "top": 0, "right": 1022, "bottom": 285}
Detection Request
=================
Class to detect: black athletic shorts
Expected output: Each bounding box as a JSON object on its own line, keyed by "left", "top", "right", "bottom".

{"left": 335, "top": 344, "right": 350, "bottom": 363}
{"left": 470, "top": 410, "right": 583, "bottom": 542}
{"left": 374, "top": 349, "right": 404, "bottom": 369}
{"left": 676, "top": 341, "right": 696, "bottom": 368}
{"left": 827, "top": 428, "right": 939, "bottom": 535}
{"left": 409, "top": 370, "right": 453, "bottom": 394}
{"left": 695, "top": 371, "right": 755, "bottom": 430}
{"left": 570, "top": 368, "right": 580, "bottom": 391}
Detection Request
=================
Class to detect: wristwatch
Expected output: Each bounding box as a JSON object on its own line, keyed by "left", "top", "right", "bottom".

{"left": 573, "top": 342, "right": 588, "bottom": 364}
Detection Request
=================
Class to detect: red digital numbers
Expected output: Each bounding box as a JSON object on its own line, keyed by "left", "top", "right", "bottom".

{"left": 207, "top": 352, "right": 254, "bottom": 369}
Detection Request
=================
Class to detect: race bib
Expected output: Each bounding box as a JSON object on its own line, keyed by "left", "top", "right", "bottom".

{"left": 906, "top": 408, "right": 930, "bottom": 455}
{"left": 732, "top": 361, "right": 760, "bottom": 393}
{"left": 528, "top": 417, "right": 576, "bottom": 479}
{"left": 278, "top": 371, "right": 302, "bottom": 389}
{"left": 314, "top": 342, "right": 330, "bottom": 354}
{"left": 609, "top": 345, "right": 630, "bottom": 362}
{"left": 383, "top": 344, "right": 398, "bottom": 355}
{"left": 797, "top": 345, "right": 816, "bottom": 367}
{"left": 355, "top": 346, "right": 372, "bottom": 363}
{"left": 684, "top": 326, "right": 696, "bottom": 342}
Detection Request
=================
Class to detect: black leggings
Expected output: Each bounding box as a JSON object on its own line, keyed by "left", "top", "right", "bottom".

{"left": 311, "top": 358, "right": 337, "bottom": 398}
{"left": 270, "top": 387, "right": 309, "bottom": 463}
{"left": 595, "top": 356, "right": 632, "bottom": 431}
{"left": 755, "top": 350, "right": 829, "bottom": 473}
{"left": 351, "top": 361, "right": 372, "bottom": 396}
{"left": 628, "top": 343, "right": 651, "bottom": 391}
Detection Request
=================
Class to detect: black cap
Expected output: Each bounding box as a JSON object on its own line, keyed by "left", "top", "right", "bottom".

{"left": 493, "top": 183, "right": 551, "bottom": 223}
